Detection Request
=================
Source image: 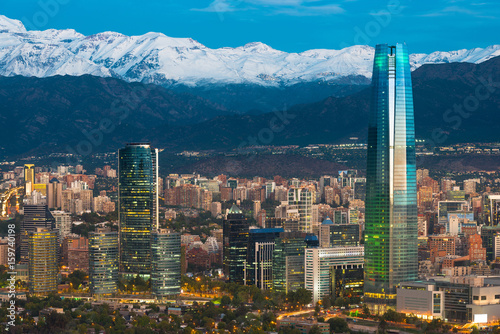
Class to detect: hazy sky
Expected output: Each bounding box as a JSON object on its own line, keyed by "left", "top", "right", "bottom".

{"left": 1, "top": 0, "right": 499, "bottom": 53}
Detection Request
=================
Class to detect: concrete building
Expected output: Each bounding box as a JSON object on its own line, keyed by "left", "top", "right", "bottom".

{"left": 51, "top": 210, "right": 72, "bottom": 242}
{"left": 305, "top": 246, "right": 364, "bottom": 304}
{"left": 397, "top": 282, "right": 444, "bottom": 320}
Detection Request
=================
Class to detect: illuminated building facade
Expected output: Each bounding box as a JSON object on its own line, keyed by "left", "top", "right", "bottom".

{"left": 24, "top": 164, "right": 35, "bottom": 195}
{"left": 305, "top": 246, "right": 364, "bottom": 304}
{"left": 272, "top": 231, "right": 308, "bottom": 294}
{"left": 151, "top": 229, "right": 181, "bottom": 298}
{"left": 223, "top": 205, "right": 249, "bottom": 284}
{"left": 21, "top": 205, "right": 55, "bottom": 264}
{"left": 364, "top": 44, "right": 418, "bottom": 313}
{"left": 288, "top": 187, "right": 313, "bottom": 233}
{"left": 246, "top": 228, "right": 283, "bottom": 289}
{"left": 89, "top": 228, "right": 119, "bottom": 296}
{"left": 118, "top": 143, "right": 158, "bottom": 275}
{"left": 28, "top": 228, "right": 58, "bottom": 296}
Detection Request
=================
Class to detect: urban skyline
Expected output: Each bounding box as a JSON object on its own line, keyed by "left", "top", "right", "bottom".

{"left": 0, "top": 6, "right": 499, "bottom": 329}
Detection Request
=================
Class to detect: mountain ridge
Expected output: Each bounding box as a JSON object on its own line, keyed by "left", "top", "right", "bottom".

{"left": 1, "top": 15, "right": 500, "bottom": 87}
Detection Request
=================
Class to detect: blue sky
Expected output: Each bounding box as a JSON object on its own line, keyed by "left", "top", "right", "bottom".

{"left": 1, "top": 0, "right": 499, "bottom": 53}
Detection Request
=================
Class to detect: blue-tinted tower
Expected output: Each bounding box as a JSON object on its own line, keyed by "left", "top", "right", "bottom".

{"left": 118, "top": 143, "right": 159, "bottom": 275}
{"left": 364, "top": 44, "right": 418, "bottom": 313}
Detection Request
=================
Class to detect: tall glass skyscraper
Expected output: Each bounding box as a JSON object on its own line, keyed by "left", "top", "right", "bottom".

{"left": 151, "top": 229, "right": 181, "bottom": 298}
{"left": 89, "top": 228, "right": 119, "bottom": 296}
{"left": 364, "top": 44, "right": 418, "bottom": 313}
{"left": 118, "top": 143, "right": 159, "bottom": 275}
{"left": 223, "top": 205, "right": 249, "bottom": 284}
{"left": 28, "top": 228, "right": 58, "bottom": 296}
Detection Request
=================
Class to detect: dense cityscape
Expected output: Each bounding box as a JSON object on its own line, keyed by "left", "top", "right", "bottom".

{"left": 0, "top": 44, "right": 498, "bottom": 334}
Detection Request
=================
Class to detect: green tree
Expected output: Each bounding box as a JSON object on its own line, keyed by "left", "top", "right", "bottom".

{"left": 322, "top": 296, "right": 332, "bottom": 309}
{"left": 221, "top": 295, "right": 232, "bottom": 307}
{"left": 328, "top": 317, "right": 349, "bottom": 333}
{"left": 378, "top": 319, "right": 388, "bottom": 334}
{"left": 309, "top": 325, "right": 322, "bottom": 334}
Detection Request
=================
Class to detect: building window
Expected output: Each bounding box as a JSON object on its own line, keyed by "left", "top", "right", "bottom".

{"left": 473, "top": 296, "right": 479, "bottom": 300}
{"left": 496, "top": 295, "right": 500, "bottom": 299}
{"left": 481, "top": 296, "right": 487, "bottom": 300}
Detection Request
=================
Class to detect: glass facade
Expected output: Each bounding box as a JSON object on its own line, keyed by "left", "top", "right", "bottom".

{"left": 364, "top": 44, "right": 418, "bottom": 312}
{"left": 321, "top": 223, "right": 360, "bottom": 248}
{"left": 21, "top": 205, "right": 55, "bottom": 264}
{"left": 272, "top": 231, "right": 307, "bottom": 293}
{"left": 118, "top": 143, "right": 158, "bottom": 274}
{"left": 28, "top": 228, "right": 58, "bottom": 296}
{"left": 246, "top": 228, "right": 283, "bottom": 289}
{"left": 89, "top": 229, "right": 119, "bottom": 296}
{"left": 151, "top": 229, "right": 181, "bottom": 298}
{"left": 223, "top": 205, "right": 249, "bottom": 284}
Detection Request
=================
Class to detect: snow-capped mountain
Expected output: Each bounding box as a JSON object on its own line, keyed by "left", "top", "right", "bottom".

{"left": 1, "top": 15, "right": 499, "bottom": 86}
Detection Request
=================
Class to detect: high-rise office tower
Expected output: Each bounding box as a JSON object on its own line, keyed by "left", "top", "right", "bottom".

{"left": 89, "top": 228, "right": 119, "bottom": 296}
{"left": 47, "top": 178, "right": 63, "bottom": 209}
{"left": 246, "top": 228, "right": 284, "bottom": 289}
{"left": 151, "top": 229, "right": 181, "bottom": 298}
{"left": 364, "top": 44, "right": 418, "bottom": 313}
{"left": 20, "top": 205, "right": 55, "bottom": 264}
{"left": 28, "top": 228, "right": 58, "bottom": 296}
{"left": 288, "top": 187, "right": 313, "bottom": 233}
{"left": 118, "top": 143, "right": 158, "bottom": 275}
{"left": 319, "top": 218, "right": 360, "bottom": 248}
{"left": 24, "top": 164, "right": 35, "bottom": 195}
{"left": 51, "top": 210, "right": 72, "bottom": 242}
{"left": 223, "top": 205, "right": 249, "bottom": 284}
{"left": 483, "top": 194, "right": 500, "bottom": 226}
{"left": 272, "top": 231, "right": 308, "bottom": 294}
{"left": 305, "top": 246, "right": 364, "bottom": 304}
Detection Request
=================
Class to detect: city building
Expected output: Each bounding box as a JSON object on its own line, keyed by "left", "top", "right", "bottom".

{"left": 62, "top": 235, "right": 89, "bottom": 273}
{"left": 483, "top": 194, "right": 500, "bottom": 226}
{"left": 319, "top": 218, "right": 360, "bottom": 248}
{"left": 272, "top": 232, "right": 308, "bottom": 294}
{"left": 0, "top": 240, "right": 8, "bottom": 266}
{"left": 28, "top": 228, "right": 58, "bottom": 296}
{"left": 118, "top": 143, "right": 158, "bottom": 275}
{"left": 51, "top": 210, "right": 72, "bottom": 242}
{"left": 151, "top": 229, "right": 181, "bottom": 298}
{"left": 288, "top": 187, "right": 313, "bottom": 233}
{"left": 21, "top": 205, "right": 55, "bottom": 264}
{"left": 305, "top": 246, "right": 364, "bottom": 304}
{"left": 46, "top": 178, "right": 62, "bottom": 209}
{"left": 246, "top": 228, "right": 284, "bottom": 289}
{"left": 89, "top": 228, "right": 119, "bottom": 296}
{"left": 364, "top": 44, "right": 418, "bottom": 313}
{"left": 24, "top": 164, "right": 35, "bottom": 195}
{"left": 396, "top": 282, "right": 444, "bottom": 320}
{"left": 223, "top": 205, "right": 249, "bottom": 284}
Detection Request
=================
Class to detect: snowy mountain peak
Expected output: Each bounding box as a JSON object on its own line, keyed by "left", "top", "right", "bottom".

{"left": 239, "top": 42, "right": 277, "bottom": 53}
{"left": 0, "top": 15, "right": 499, "bottom": 87}
{"left": 0, "top": 15, "right": 26, "bottom": 33}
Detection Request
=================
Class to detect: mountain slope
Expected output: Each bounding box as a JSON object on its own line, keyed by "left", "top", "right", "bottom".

{"left": 0, "top": 75, "right": 228, "bottom": 157}
{"left": 154, "top": 55, "right": 500, "bottom": 149}
{"left": 1, "top": 15, "right": 500, "bottom": 87}
{"left": 1, "top": 55, "right": 499, "bottom": 158}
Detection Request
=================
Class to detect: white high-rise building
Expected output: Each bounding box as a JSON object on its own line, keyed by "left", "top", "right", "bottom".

{"left": 288, "top": 187, "right": 313, "bottom": 233}
{"left": 305, "top": 246, "right": 364, "bottom": 304}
